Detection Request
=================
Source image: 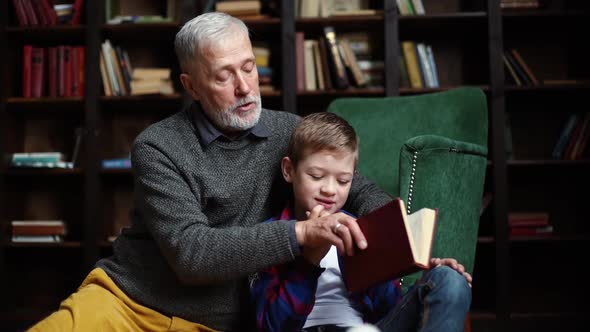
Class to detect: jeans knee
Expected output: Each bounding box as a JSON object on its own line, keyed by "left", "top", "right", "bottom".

{"left": 429, "top": 265, "right": 471, "bottom": 309}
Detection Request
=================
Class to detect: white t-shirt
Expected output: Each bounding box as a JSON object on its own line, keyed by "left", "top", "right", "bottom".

{"left": 303, "top": 246, "right": 364, "bottom": 328}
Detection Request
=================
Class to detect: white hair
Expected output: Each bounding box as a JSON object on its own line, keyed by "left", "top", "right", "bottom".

{"left": 174, "top": 12, "right": 249, "bottom": 72}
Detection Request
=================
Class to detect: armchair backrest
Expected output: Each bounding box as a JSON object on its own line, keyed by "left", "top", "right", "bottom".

{"left": 328, "top": 87, "right": 488, "bottom": 289}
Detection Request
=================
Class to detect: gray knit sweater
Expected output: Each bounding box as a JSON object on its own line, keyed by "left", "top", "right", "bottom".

{"left": 96, "top": 106, "right": 391, "bottom": 331}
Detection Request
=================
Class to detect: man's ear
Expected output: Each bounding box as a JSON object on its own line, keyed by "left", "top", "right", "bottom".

{"left": 180, "top": 73, "right": 200, "bottom": 101}
{"left": 281, "top": 156, "right": 294, "bottom": 183}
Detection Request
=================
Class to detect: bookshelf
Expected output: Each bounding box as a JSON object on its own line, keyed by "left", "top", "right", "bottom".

{"left": 0, "top": 0, "right": 588, "bottom": 331}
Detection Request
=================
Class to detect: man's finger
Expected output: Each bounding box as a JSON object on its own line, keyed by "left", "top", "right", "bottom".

{"left": 336, "top": 213, "right": 367, "bottom": 251}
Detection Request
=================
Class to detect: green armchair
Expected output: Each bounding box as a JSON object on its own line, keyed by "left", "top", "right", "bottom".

{"left": 327, "top": 87, "right": 488, "bottom": 290}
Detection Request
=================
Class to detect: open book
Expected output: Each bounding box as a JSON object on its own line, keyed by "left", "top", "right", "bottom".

{"left": 340, "top": 198, "right": 438, "bottom": 293}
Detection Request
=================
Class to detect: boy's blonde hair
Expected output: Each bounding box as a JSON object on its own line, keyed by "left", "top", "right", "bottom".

{"left": 287, "top": 112, "right": 359, "bottom": 167}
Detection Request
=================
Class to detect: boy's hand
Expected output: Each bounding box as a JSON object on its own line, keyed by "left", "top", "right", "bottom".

{"left": 295, "top": 206, "right": 368, "bottom": 257}
{"left": 430, "top": 257, "right": 473, "bottom": 287}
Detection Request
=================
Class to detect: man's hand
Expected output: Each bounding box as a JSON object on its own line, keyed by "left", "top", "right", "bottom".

{"left": 295, "top": 205, "right": 367, "bottom": 257}
{"left": 430, "top": 257, "right": 473, "bottom": 288}
{"left": 300, "top": 206, "right": 331, "bottom": 265}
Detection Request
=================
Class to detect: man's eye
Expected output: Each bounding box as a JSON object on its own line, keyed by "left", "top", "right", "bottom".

{"left": 243, "top": 62, "right": 255, "bottom": 72}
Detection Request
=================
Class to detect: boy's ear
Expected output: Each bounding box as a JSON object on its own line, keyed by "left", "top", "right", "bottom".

{"left": 281, "top": 156, "right": 294, "bottom": 183}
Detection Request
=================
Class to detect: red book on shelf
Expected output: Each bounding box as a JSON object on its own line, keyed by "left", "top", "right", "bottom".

{"left": 31, "top": 0, "right": 48, "bottom": 26}
{"left": 71, "top": 0, "right": 84, "bottom": 25}
{"left": 48, "top": 47, "right": 58, "bottom": 97}
{"left": 21, "top": 0, "right": 39, "bottom": 26}
{"left": 71, "top": 47, "right": 80, "bottom": 96}
{"left": 39, "top": 0, "right": 58, "bottom": 25}
{"left": 31, "top": 47, "right": 45, "bottom": 97}
{"left": 508, "top": 212, "right": 549, "bottom": 228}
{"left": 510, "top": 225, "right": 553, "bottom": 237}
{"left": 12, "top": 0, "right": 29, "bottom": 26}
{"left": 58, "top": 45, "right": 65, "bottom": 97}
{"left": 22, "top": 45, "right": 33, "bottom": 98}
{"left": 64, "top": 46, "right": 73, "bottom": 97}
{"left": 77, "top": 46, "right": 85, "bottom": 96}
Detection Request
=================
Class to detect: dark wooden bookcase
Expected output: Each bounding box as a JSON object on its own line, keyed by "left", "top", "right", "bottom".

{"left": 0, "top": 0, "right": 588, "bottom": 331}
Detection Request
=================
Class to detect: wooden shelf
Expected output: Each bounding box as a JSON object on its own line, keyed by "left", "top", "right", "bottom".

{"left": 4, "top": 241, "right": 82, "bottom": 248}
{"left": 507, "top": 159, "right": 590, "bottom": 167}
{"left": 0, "top": 168, "right": 83, "bottom": 176}
{"left": 101, "top": 23, "right": 179, "bottom": 40}
{"left": 100, "top": 168, "right": 131, "bottom": 175}
{"left": 509, "top": 234, "right": 590, "bottom": 243}
{"left": 5, "top": 97, "right": 85, "bottom": 112}
{"left": 297, "top": 87, "right": 385, "bottom": 96}
{"left": 4, "top": 25, "right": 85, "bottom": 42}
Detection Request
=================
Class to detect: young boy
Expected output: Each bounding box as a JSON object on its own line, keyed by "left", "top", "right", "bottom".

{"left": 250, "top": 112, "right": 472, "bottom": 332}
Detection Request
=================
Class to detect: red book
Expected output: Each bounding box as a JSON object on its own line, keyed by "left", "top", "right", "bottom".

{"left": 77, "top": 46, "right": 85, "bottom": 96}
{"left": 341, "top": 198, "right": 438, "bottom": 293}
{"left": 510, "top": 225, "right": 553, "bottom": 237}
{"left": 48, "top": 47, "right": 58, "bottom": 97}
{"left": 39, "top": 0, "right": 58, "bottom": 25}
{"left": 71, "top": 0, "right": 84, "bottom": 25}
{"left": 22, "top": 45, "right": 33, "bottom": 97}
{"left": 71, "top": 47, "right": 81, "bottom": 96}
{"left": 12, "top": 0, "right": 29, "bottom": 26}
{"left": 57, "top": 45, "right": 65, "bottom": 97}
{"left": 31, "top": 0, "right": 48, "bottom": 26}
{"left": 21, "top": 0, "right": 39, "bottom": 26}
{"left": 64, "top": 46, "right": 72, "bottom": 97}
{"left": 30, "top": 47, "right": 45, "bottom": 97}
{"left": 508, "top": 212, "right": 549, "bottom": 228}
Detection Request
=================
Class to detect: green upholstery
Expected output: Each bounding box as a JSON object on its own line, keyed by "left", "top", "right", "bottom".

{"left": 328, "top": 87, "right": 488, "bottom": 290}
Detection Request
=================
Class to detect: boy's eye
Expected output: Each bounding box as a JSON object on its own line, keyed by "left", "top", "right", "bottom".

{"left": 309, "top": 174, "right": 322, "bottom": 180}
{"left": 338, "top": 179, "right": 351, "bottom": 185}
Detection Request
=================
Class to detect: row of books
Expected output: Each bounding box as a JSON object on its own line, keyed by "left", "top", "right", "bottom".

{"left": 508, "top": 212, "right": 553, "bottom": 237}
{"left": 12, "top": 0, "right": 83, "bottom": 26}
{"left": 503, "top": 48, "right": 539, "bottom": 86}
{"left": 552, "top": 112, "right": 590, "bottom": 160}
{"left": 22, "top": 45, "right": 85, "bottom": 98}
{"left": 10, "top": 220, "right": 67, "bottom": 243}
{"left": 297, "top": 0, "right": 379, "bottom": 18}
{"left": 100, "top": 40, "right": 175, "bottom": 97}
{"left": 296, "top": 28, "right": 383, "bottom": 91}
{"left": 400, "top": 41, "right": 439, "bottom": 89}
{"left": 396, "top": 0, "right": 426, "bottom": 15}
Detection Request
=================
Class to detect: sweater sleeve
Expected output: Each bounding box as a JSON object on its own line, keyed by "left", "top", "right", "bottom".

{"left": 251, "top": 258, "right": 324, "bottom": 332}
{"left": 131, "top": 140, "right": 300, "bottom": 285}
{"left": 345, "top": 170, "right": 393, "bottom": 217}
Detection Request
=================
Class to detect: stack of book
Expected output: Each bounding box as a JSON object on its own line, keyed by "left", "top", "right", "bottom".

{"left": 298, "top": 0, "right": 378, "bottom": 18}
{"left": 9, "top": 152, "right": 73, "bottom": 169}
{"left": 253, "top": 42, "right": 274, "bottom": 93}
{"left": 10, "top": 220, "right": 66, "bottom": 243}
{"left": 396, "top": 0, "right": 426, "bottom": 15}
{"left": 509, "top": 212, "right": 553, "bottom": 238}
{"left": 130, "top": 68, "right": 174, "bottom": 96}
{"left": 215, "top": 1, "right": 262, "bottom": 18}
{"left": 500, "top": 0, "right": 541, "bottom": 10}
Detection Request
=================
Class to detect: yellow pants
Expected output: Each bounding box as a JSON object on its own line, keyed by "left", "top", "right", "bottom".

{"left": 28, "top": 268, "right": 218, "bottom": 332}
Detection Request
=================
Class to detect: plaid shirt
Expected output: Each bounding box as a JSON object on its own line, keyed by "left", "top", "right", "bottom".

{"left": 250, "top": 206, "right": 404, "bottom": 332}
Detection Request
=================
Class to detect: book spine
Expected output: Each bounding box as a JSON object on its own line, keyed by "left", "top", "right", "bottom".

{"left": 13, "top": 0, "right": 29, "bottom": 26}
{"left": 324, "top": 26, "right": 349, "bottom": 89}
{"left": 48, "top": 47, "right": 58, "bottom": 97}
{"left": 22, "top": 45, "right": 33, "bottom": 97}
{"left": 295, "top": 32, "right": 305, "bottom": 92}
{"left": 30, "top": 47, "right": 45, "bottom": 97}
{"left": 401, "top": 41, "right": 423, "bottom": 88}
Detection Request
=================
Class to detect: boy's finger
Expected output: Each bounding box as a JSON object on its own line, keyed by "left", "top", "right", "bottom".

{"left": 333, "top": 224, "right": 354, "bottom": 256}
{"left": 308, "top": 205, "right": 325, "bottom": 219}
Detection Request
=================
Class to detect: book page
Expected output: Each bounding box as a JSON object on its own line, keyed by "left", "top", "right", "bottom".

{"left": 406, "top": 208, "right": 437, "bottom": 265}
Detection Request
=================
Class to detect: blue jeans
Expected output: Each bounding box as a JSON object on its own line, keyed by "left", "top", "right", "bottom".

{"left": 374, "top": 265, "right": 471, "bottom": 332}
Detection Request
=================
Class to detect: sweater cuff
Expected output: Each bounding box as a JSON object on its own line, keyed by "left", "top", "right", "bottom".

{"left": 288, "top": 219, "right": 302, "bottom": 256}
